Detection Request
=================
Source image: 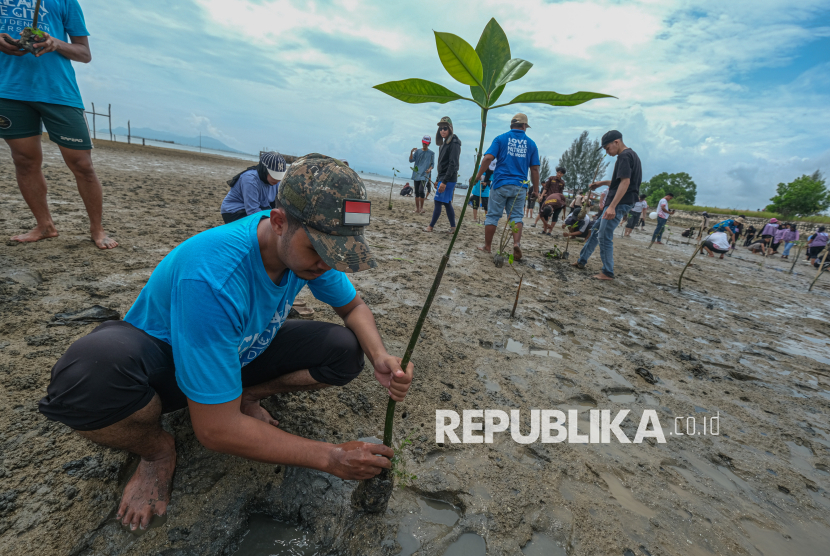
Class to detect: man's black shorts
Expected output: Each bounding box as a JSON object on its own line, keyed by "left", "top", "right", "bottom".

{"left": 540, "top": 205, "right": 562, "bottom": 222}
{"left": 39, "top": 320, "right": 364, "bottom": 431}
{"left": 414, "top": 180, "right": 427, "bottom": 198}
{"left": 625, "top": 212, "right": 642, "bottom": 229}
{"left": 471, "top": 195, "right": 489, "bottom": 211}
{"left": 702, "top": 240, "right": 728, "bottom": 254}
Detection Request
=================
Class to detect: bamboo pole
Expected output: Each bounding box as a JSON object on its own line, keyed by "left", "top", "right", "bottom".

{"left": 380, "top": 110, "right": 489, "bottom": 447}
{"left": 678, "top": 241, "right": 703, "bottom": 291}
{"left": 32, "top": 0, "right": 42, "bottom": 28}
{"left": 511, "top": 275, "right": 523, "bottom": 317}
{"left": 788, "top": 243, "right": 803, "bottom": 274}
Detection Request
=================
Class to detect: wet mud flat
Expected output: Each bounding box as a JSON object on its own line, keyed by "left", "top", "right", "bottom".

{"left": 2, "top": 139, "right": 830, "bottom": 555}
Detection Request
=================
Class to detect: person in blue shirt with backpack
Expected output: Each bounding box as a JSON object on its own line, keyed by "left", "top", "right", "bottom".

{"left": 1, "top": 0, "right": 117, "bottom": 249}
{"left": 472, "top": 113, "right": 540, "bottom": 261}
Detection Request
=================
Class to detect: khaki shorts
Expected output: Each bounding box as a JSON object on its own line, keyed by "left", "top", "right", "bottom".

{"left": 0, "top": 98, "right": 92, "bottom": 149}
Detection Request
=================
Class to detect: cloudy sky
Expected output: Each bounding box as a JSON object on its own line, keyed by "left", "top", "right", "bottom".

{"left": 66, "top": 0, "right": 830, "bottom": 208}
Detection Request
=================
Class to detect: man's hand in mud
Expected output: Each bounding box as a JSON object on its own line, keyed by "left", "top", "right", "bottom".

{"left": 0, "top": 34, "right": 25, "bottom": 56}
{"left": 32, "top": 32, "right": 61, "bottom": 57}
{"left": 373, "top": 353, "right": 414, "bottom": 401}
{"left": 328, "top": 441, "right": 393, "bottom": 480}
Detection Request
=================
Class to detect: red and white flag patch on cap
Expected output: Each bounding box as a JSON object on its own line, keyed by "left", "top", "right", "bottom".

{"left": 343, "top": 200, "right": 371, "bottom": 226}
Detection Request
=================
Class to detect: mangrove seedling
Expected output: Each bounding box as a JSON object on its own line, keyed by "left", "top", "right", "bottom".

{"left": 2, "top": 0, "right": 45, "bottom": 55}
{"left": 353, "top": 17, "right": 612, "bottom": 513}
{"left": 494, "top": 220, "right": 520, "bottom": 267}
{"left": 388, "top": 167, "right": 401, "bottom": 209}
{"left": 788, "top": 242, "right": 805, "bottom": 274}
{"left": 808, "top": 248, "right": 829, "bottom": 292}
{"left": 510, "top": 264, "right": 524, "bottom": 318}
{"left": 390, "top": 434, "right": 417, "bottom": 487}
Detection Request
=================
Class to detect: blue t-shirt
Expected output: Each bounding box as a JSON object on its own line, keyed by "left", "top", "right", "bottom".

{"left": 125, "top": 212, "right": 356, "bottom": 404}
{"left": 220, "top": 169, "right": 277, "bottom": 215}
{"left": 484, "top": 129, "right": 540, "bottom": 190}
{"left": 471, "top": 181, "right": 490, "bottom": 198}
{"left": 0, "top": 0, "right": 89, "bottom": 109}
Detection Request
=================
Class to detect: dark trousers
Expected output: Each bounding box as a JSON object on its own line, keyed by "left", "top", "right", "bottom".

{"left": 39, "top": 320, "right": 364, "bottom": 431}
{"left": 430, "top": 200, "right": 456, "bottom": 228}
{"left": 222, "top": 210, "right": 248, "bottom": 224}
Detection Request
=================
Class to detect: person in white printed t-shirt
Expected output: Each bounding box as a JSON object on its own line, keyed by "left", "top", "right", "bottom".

{"left": 701, "top": 228, "right": 734, "bottom": 259}
{"left": 624, "top": 194, "right": 648, "bottom": 237}
{"left": 651, "top": 193, "right": 674, "bottom": 244}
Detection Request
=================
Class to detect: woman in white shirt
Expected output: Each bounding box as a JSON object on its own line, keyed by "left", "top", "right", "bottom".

{"left": 702, "top": 228, "right": 734, "bottom": 259}
{"left": 623, "top": 194, "right": 648, "bottom": 237}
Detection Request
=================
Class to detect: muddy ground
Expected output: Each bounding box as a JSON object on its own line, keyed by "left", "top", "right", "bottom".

{"left": 1, "top": 139, "right": 830, "bottom": 556}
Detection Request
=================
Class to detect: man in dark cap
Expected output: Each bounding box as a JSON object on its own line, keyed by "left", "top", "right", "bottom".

{"left": 39, "top": 154, "right": 414, "bottom": 532}
{"left": 571, "top": 130, "right": 641, "bottom": 280}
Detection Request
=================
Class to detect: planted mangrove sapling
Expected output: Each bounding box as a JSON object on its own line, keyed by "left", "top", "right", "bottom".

{"left": 353, "top": 18, "right": 613, "bottom": 513}
{"left": 388, "top": 167, "right": 401, "bottom": 209}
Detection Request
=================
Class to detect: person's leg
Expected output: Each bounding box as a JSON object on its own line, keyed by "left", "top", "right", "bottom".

{"left": 595, "top": 204, "right": 629, "bottom": 279}
{"left": 445, "top": 202, "right": 456, "bottom": 230}
{"left": 652, "top": 217, "right": 667, "bottom": 242}
{"left": 481, "top": 186, "right": 508, "bottom": 251}
{"left": 782, "top": 242, "right": 792, "bottom": 257}
{"left": 5, "top": 135, "right": 60, "bottom": 242}
{"left": 57, "top": 145, "right": 118, "bottom": 249}
{"left": 240, "top": 321, "right": 365, "bottom": 416}
{"left": 508, "top": 187, "right": 526, "bottom": 256}
{"left": 426, "top": 200, "right": 442, "bottom": 230}
{"left": 577, "top": 210, "right": 605, "bottom": 267}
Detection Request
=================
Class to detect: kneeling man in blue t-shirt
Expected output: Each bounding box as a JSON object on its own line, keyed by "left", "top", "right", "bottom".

{"left": 39, "top": 155, "right": 414, "bottom": 531}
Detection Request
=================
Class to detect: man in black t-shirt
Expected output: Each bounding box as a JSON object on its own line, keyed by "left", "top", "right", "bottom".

{"left": 570, "top": 130, "right": 642, "bottom": 280}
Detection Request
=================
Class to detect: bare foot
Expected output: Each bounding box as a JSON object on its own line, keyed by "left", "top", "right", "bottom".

{"left": 423, "top": 227, "right": 434, "bottom": 232}
{"left": 570, "top": 261, "right": 585, "bottom": 269}
{"left": 11, "top": 224, "right": 58, "bottom": 243}
{"left": 443, "top": 227, "right": 456, "bottom": 234}
{"left": 117, "top": 432, "right": 176, "bottom": 531}
{"left": 591, "top": 273, "right": 614, "bottom": 280}
{"left": 92, "top": 230, "right": 118, "bottom": 249}
{"left": 513, "top": 245, "right": 523, "bottom": 261}
{"left": 240, "top": 395, "right": 280, "bottom": 427}
{"left": 477, "top": 246, "right": 491, "bottom": 253}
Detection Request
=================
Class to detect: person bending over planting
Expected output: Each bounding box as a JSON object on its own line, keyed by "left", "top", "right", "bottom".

{"left": 571, "top": 130, "right": 642, "bottom": 280}
{"left": 538, "top": 192, "right": 566, "bottom": 235}
{"left": 220, "top": 151, "right": 287, "bottom": 223}
{"left": 0, "top": 0, "right": 117, "bottom": 249}
{"left": 474, "top": 113, "right": 541, "bottom": 261}
{"left": 39, "top": 155, "right": 414, "bottom": 532}
{"left": 532, "top": 166, "right": 566, "bottom": 228}
{"left": 701, "top": 227, "right": 734, "bottom": 259}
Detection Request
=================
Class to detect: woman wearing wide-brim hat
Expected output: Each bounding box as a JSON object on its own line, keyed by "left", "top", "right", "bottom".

{"left": 424, "top": 116, "right": 461, "bottom": 233}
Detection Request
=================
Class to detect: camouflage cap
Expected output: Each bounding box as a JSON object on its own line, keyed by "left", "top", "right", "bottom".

{"left": 277, "top": 154, "right": 377, "bottom": 273}
{"left": 437, "top": 116, "right": 453, "bottom": 127}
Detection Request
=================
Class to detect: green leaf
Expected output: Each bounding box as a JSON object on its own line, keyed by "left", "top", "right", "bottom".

{"left": 508, "top": 254, "right": 514, "bottom": 264}
{"left": 494, "top": 58, "right": 533, "bottom": 89}
{"left": 471, "top": 84, "right": 506, "bottom": 107}
{"left": 497, "top": 91, "right": 616, "bottom": 108}
{"left": 475, "top": 18, "right": 511, "bottom": 99}
{"left": 373, "top": 79, "right": 465, "bottom": 104}
{"left": 434, "top": 31, "right": 483, "bottom": 87}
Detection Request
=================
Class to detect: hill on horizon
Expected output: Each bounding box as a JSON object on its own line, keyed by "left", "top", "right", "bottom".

{"left": 100, "top": 127, "right": 248, "bottom": 154}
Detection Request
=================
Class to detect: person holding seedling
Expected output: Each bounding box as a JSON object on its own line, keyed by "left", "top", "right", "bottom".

{"left": 409, "top": 135, "right": 434, "bottom": 214}
{"left": 571, "top": 130, "right": 641, "bottom": 280}
{"left": 0, "top": 0, "right": 117, "bottom": 249}
{"left": 539, "top": 192, "right": 566, "bottom": 235}
{"left": 701, "top": 227, "right": 734, "bottom": 259}
{"left": 759, "top": 218, "right": 780, "bottom": 256}
{"left": 474, "top": 113, "right": 541, "bottom": 261}
{"left": 39, "top": 155, "right": 414, "bottom": 532}
{"left": 424, "top": 117, "right": 460, "bottom": 233}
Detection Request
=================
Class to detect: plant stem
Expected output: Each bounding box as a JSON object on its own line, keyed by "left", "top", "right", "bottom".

{"left": 788, "top": 244, "right": 803, "bottom": 274}
{"left": 808, "top": 248, "right": 829, "bottom": 292}
{"left": 382, "top": 108, "right": 489, "bottom": 447}
{"left": 33, "top": 0, "right": 41, "bottom": 29}
{"left": 678, "top": 242, "right": 703, "bottom": 291}
{"left": 388, "top": 174, "right": 396, "bottom": 209}
{"left": 511, "top": 274, "right": 523, "bottom": 317}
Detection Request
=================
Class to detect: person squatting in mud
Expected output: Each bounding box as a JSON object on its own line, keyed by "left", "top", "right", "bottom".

{"left": 532, "top": 166, "right": 566, "bottom": 228}
{"left": 537, "top": 192, "right": 566, "bottom": 235}
{"left": 220, "top": 151, "right": 287, "bottom": 223}
{"left": 38, "top": 155, "right": 414, "bottom": 532}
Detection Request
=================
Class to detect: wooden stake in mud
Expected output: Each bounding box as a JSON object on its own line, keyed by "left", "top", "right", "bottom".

{"left": 32, "top": 0, "right": 42, "bottom": 28}
{"left": 511, "top": 274, "right": 523, "bottom": 317}
{"left": 678, "top": 241, "right": 704, "bottom": 292}
{"left": 788, "top": 243, "right": 804, "bottom": 274}
{"left": 808, "top": 248, "right": 829, "bottom": 292}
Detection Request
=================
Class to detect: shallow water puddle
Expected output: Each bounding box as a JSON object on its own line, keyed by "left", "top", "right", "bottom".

{"left": 505, "top": 338, "right": 526, "bottom": 355}
{"left": 600, "top": 472, "right": 656, "bottom": 518}
{"left": 522, "top": 533, "right": 567, "bottom": 555}
{"left": 741, "top": 519, "right": 830, "bottom": 556}
{"left": 396, "top": 496, "right": 462, "bottom": 556}
{"left": 530, "top": 349, "right": 563, "bottom": 358}
{"left": 234, "top": 515, "right": 319, "bottom": 556}
{"left": 442, "top": 533, "right": 486, "bottom": 555}
{"left": 777, "top": 335, "right": 830, "bottom": 365}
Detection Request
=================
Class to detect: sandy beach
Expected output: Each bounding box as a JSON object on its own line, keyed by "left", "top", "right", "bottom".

{"left": 2, "top": 138, "right": 830, "bottom": 555}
